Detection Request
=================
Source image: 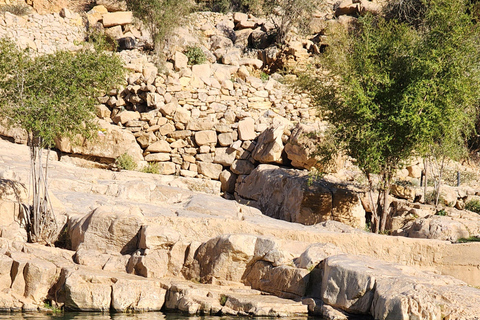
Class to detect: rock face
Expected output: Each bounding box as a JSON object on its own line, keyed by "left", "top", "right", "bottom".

{"left": 235, "top": 164, "right": 366, "bottom": 229}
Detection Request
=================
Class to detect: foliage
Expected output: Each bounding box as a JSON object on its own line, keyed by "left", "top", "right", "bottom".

{"left": 299, "top": 0, "right": 480, "bottom": 232}
{"left": 185, "top": 46, "right": 207, "bottom": 65}
{"left": 219, "top": 295, "right": 227, "bottom": 306}
{"left": 262, "top": 0, "right": 317, "bottom": 44}
{"left": 383, "top": 0, "right": 426, "bottom": 28}
{"left": 126, "top": 0, "right": 192, "bottom": 54}
{"left": 141, "top": 162, "right": 160, "bottom": 174}
{"left": 85, "top": 29, "right": 118, "bottom": 52}
{"left": 0, "top": 4, "right": 30, "bottom": 15}
{"left": 435, "top": 209, "right": 447, "bottom": 216}
{"left": 457, "top": 236, "right": 480, "bottom": 243}
{"left": 115, "top": 153, "right": 138, "bottom": 171}
{"left": 465, "top": 199, "right": 480, "bottom": 214}
{"left": 0, "top": 38, "right": 124, "bottom": 243}
{"left": 203, "top": 0, "right": 263, "bottom": 14}
{"left": 260, "top": 71, "right": 269, "bottom": 81}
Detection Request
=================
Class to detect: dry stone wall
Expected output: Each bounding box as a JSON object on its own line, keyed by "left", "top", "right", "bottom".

{"left": 0, "top": 10, "right": 84, "bottom": 54}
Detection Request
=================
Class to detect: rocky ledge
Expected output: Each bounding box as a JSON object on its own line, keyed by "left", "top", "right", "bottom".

{"left": 2, "top": 138, "right": 480, "bottom": 320}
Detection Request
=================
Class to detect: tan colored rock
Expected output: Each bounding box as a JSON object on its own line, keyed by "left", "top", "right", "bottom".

{"left": 235, "top": 164, "right": 365, "bottom": 229}
{"left": 238, "top": 117, "right": 256, "bottom": 141}
{"left": 214, "top": 148, "right": 236, "bottom": 167}
{"left": 284, "top": 123, "right": 323, "bottom": 170}
{"left": 395, "top": 216, "right": 470, "bottom": 242}
{"left": 218, "top": 132, "right": 234, "bottom": 147}
{"left": 69, "top": 206, "right": 145, "bottom": 254}
{"left": 145, "top": 153, "right": 170, "bottom": 162}
{"left": 112, "top": 111, "right": 140, "bottom": 125}
{"left": 55, "top": 120, "right": 143, "bottom": 162}
{"left": 195, "top": 130, "right": 217, "bottom": 146}
{"left": 219, "top": 170, "right": 237, "bottom": 193}
{"left": 102, "top": 11, "right": 133, "bottom": 27}
{"left": 73, "top": 248, "right": 128, "bottom": 273}
{"left": 252, "top": 126, "right": 284, "bottom": 164}
{"left": 23, "top": 259, "right": 58, "bottom": 303}
{"left": 127, "top": 250, "right": 169, "bottom": 278}
{"left": 197, "top": 162, "right": 223, "bottom": 180}
{"left": 157, "top": 162, "right": 176, "bottom": 175}
{"left": 390, "top": 183, "right": 417, "bottom": 201}
{"left": 138, "top": 225, "right": 181, "bottom": 250}
{"left": 295, "top": 243, "right": 344, "bottom": 269}
{"left": 111, "top": 277, "right": 166, "bottom": 312}
{"left": 230, "top": 159, "right": 255, "bottom": 175}
{"left": 146, "top": 140, "right": 171, "bottom": 153}
{"left": 174, "top": 107, "right": 191, "bottom": 124}
{"left": 174, "top": 51, "right": 188, "bottom": 71}
{"left": 187, "top": 119, "right": 215, "bottom": 131}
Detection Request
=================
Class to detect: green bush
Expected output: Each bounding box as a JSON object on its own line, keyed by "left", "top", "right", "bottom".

{"left": 465, "top": 199, "right": 480, "bottom": 214}
{"left": 141, "top": 162, "right": 160, "bottom": 174}
{"left": 435, "top": 209, "right": 447, "bottom": 216}
{"left": 185, "top": 46, "right": 206, "bottom": 65}
{"left": 0, "top": 4, "right": 30, "bottom": 16}
{"left": 204, "top": 0, "right": 263, "bottom": 14}
{"left": 115, "top": 153, "right": 137, "bottom": 171}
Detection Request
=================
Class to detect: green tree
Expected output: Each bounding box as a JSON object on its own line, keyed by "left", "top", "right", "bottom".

{"left": 300, "top": 0, "right": 480, "bottom": 232}
{"left": 0, "top": 39, "right": 124, "bottom": 243}
{"left": 126, "top": 0, "right": 192, "bottom": 54}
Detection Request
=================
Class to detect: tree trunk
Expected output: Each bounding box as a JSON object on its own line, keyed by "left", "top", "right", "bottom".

{"left": 27, "top": 133, "right": 57, "bottom": 244}
{"left": 379, "top": 170, "right": 391, "bottom": 233}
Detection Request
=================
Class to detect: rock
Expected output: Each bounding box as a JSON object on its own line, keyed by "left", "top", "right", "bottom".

{"left": 69, "top": 206, "right": 145, "bottom": 254}
{"left": 197, "top": 162, "right": 223, "bottom": 179}
{"left": 220, "top": 170, "right": 237, "bottom": 193}
{"left": 244, "top": 262, "right": 309, "bottom": 299}
{"left": 138, "top": 225, "right": 181, "bottom": 250}
{"left": 174, "top": 51, "right": 188, "bottom": 70}
{"left": 238, "top": 117, "right": 256, "bottom": 141}
{"left": 187, "top": 119, "right": 215, "bottom": 131}
{"left": 111, "top": 277, "right": 166, "bottom": 312}
{"left": 157, "top": 162, "right": 177, "bottom": 175}
{"left": 145, "top": 153, "right": 170, "bottom": 162}
{"left": 55, "top": 120, "right": 144, "bottom": 162}
{"left": 235, "top": 164, "right": 365, "bottom": 229}
{"left": 195, "top": 130, "right": 217, "bottom": 146}
{"left": 284, "top": 123, "right": 326, "bottom": 170}
{"left": 390, "top": 183, "right": 417, "bottom": 201}
{"left": 73, "top": 248, "right": 128, "bottom": 273}
{"left": 230, "top": 159, "right": 255, "bottom": 175}
{"left": 295, "top": 243, "right": 344, "bottom": 269}
{"left": 102, "top": 11, "right": 133, "bottom": 27}
{"left": 214, "top": 148, "right": 236, "bottom": 166}
{"left": 252, "top": 126, "right": 284, "bottom": 164}
{"left": 146, "top": 140, "right": 171, "bottom": 153}
{"left": 395, "top": 216, "right": 470, "bottom": 241}
{"left": 218, "top": 132, "right": 234, "bottom": 147}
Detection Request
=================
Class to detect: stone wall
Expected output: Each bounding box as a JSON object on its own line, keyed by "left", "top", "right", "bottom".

{"left": 0, "top": 10, "right": 84, "bottom": 54}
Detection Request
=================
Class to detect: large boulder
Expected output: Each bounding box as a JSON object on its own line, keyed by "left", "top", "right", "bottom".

{"left": 55, "top": 120, "right": 143, "bottom": 162}
{"left": 252, "top": 126, "right": 285, "bottom": 164}
{"left": 394, "top": 216, "right": 470, "bottom": 241}
{"left": 314, "top": 254, "right": 480, "bottom": 319}
{"left": 68, "top": 206, "right": 145, "bottom": 254}
{"left": 235, "top": 164, "right": 365, "bottom": 229}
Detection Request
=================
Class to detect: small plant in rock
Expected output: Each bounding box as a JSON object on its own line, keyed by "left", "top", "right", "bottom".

{"left": 435, "top": 209, "right": 447, "bottom": 216}
{"left": 0, "top": 4, "right": 30, "bottom": 16}
{"left": 465, "top": 199, "right": 480, "bottom": 214}
{"left": 219, "top": 295, "right": 227, "bottom": 306}
{"left": 115, "top": 153, "right": 137, "bottom": 171}
{"left": 141, "top": 162, "right": 160, "bottom": 174}
{"left": 185, "top": 46, "right": 206, "bottom": 65}
{"left": 457, "top": 236, "right": 480, "bottom": 243}
{"left": 260, "top": 71, "right": 269, "bottom": 82}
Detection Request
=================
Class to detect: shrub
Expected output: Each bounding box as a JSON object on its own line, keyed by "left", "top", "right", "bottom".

{"left": 204, "top": 0, "right": 263, "bottom": 14}
{"left": 435, "top": 209, "right": 447, "bottom": 216}
{"left": 126, "top": 0, "right": 192, "bottom": 53}
{"left": 141, "top": 162, "right": 160, "bottom": 174}
{"left": 115, "top": 153, "right": 137, "bottom": 171}
{"left": 185, "top": 46, "right": 206, "bottom": 65}
{"left": 0, "top": 4, "right": 30, "bottom": 16}
{"left": 465, "top": 199, "right": 480, "bottom": 214}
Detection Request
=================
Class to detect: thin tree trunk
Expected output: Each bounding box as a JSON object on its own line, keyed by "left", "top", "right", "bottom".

{"left": 434, "top": 156, "right": 446, "bottom": 208}
{"left": 423, "top": 158, "right": 428, "bottom": 203}
{"left": 380, "top": 171, "right": 391, "bottom": 233}
{"left": 367, "top": 173, "right": 379, "bottom": 233}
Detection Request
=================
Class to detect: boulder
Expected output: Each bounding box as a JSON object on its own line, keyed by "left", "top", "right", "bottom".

{"left": 252, "top": 126, "right": 284, "bottom": 164}
{"left": 235, "top": 164, "right": 365, "bottom": 229}
{"left": 394, "top": 216, "right": 470, "bottom": 241}
{"left": 197, "top": 162, "right": 223, "bottom": 180}
{"left": 138, "top": 225, "right": 181, "bottom": 250}
{"left": 284, "top": 123, "right": 324, "bottom": 170}
{"left": 96, "top": 0, "right": 127, "bottom": 11}
{"left": 146, "top": 140, "right": 171, "bottom": 153}
{"left": 295, "top": 243, "right": 344, "bottom": 269}
{"left": 68, "top": 206, "right": 145, "bottom": 254}
{"left": 195, "top": 130, "right": 217, "bottom": 146}
{"left": 102, "top": 11, "right": 133, "bottom": 27}
{"left": 55, "top": 120, "right": 143, "bottom": 162}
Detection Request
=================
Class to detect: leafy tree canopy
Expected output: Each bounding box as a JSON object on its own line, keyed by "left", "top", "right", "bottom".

{"left": 299, "top": 0, "right": 480, "bottom": 231}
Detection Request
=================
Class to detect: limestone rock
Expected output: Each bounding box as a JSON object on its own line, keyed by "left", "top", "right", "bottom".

{"left": 102, "top": 11, "right": 133, "bottom": 27}
{"left": 138, "top": 225, "right": 181, "bottom": 250}
{"left": 395, "top": 216, "right": 470, "bottom": 242}
{"left": 284, "top": 123, "right": 324, "bottom": 170}
{"left": 68, "top": 206, "right": 145, "bottom": 254}
{"left": 55, "top": 120, "right": 144, "bottom": 162}
{"left": 195, "top": 130, "right": 217, "bottom": 146}
{"left": 197, "top": 162, "right": 223, "bottom": 180}
{"left": 252, "top": 126, "right": 284, "bottom": 164}
{"left": 96, "top": 0, "right": 127, "bottom": 11}
{"left": 146, "top": 140, "right": 171, "bottom": 153}
{"left": 238, "top": 117, "right": 256, "bottom": 141}
{"left": 236, "top": 164, "right": 365, "bottom": 229}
